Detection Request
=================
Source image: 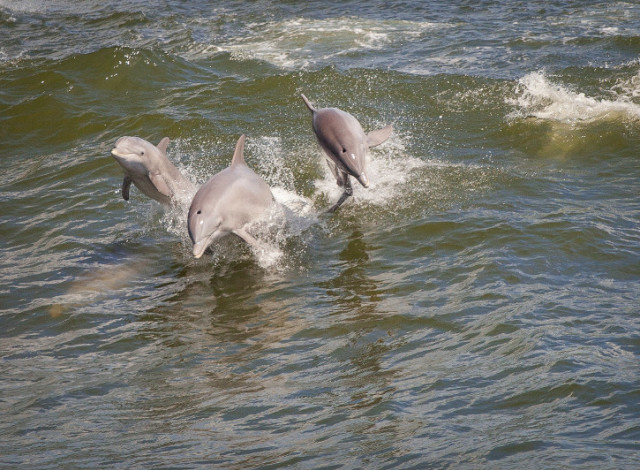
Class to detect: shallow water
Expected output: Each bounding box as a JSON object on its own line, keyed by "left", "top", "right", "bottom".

{"left": 1, "top": 1, "right": 639, "bottom": 468}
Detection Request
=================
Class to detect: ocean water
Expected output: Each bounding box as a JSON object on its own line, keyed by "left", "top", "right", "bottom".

{"left": 1, "top": 0, "right": 639, "bottom": 468}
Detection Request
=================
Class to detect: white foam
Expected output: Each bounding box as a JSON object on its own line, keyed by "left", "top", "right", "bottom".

{"left": 508, "top": 71, "right": 640, "bottom": 124}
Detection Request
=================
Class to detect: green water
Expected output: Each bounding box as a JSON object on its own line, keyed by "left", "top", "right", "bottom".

{"left": 1, "top": 1, "right": 639, "bottom": 468}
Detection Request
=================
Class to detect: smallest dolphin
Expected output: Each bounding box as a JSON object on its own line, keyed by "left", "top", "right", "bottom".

{"left": 301, "top": 93, "right": 392, "bottom": 212}
{"left": 188, "top": 135, "right": 274, "bottom": 259}
{"left": 111, "top": 136, "right": 195, "bottom": 205}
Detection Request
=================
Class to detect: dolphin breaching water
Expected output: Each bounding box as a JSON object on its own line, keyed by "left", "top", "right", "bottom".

{"left": 300, "top": 93, "right": 393, "bottom": 212}
{"left": 111, "top": 136, "right": 195, "bottom": 205}
{"left": 187, "top": 135, "right": 275, "bottom": 259}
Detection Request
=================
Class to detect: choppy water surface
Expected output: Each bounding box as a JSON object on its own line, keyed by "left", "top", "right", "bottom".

{"left": 1, "top": 1, "right": 639, "bottom": 468}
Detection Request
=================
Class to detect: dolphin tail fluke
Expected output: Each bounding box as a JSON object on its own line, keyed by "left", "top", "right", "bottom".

{"left": 122, "top": 176, "right": 132, "bottom": 201}
{"left": 367, "top": 124, "right": 393, "bottom": 147}
{"left": 157, "top": 137, "right": 170, "bottom": 154}
{"left": 300, "top": 93, "right": 316, "bottom": 113}
{"left": 231, "top": 135, "right": 246, "bottom": 168}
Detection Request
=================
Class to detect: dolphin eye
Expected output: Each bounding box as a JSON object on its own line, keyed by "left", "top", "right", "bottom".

{"left": 196, "top": 210, "right": 201, "bottom": 214}
{"left": 342, "top": 148, "right": 347, "bottom": 153}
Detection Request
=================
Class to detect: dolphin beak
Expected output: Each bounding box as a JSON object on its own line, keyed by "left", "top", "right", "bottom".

{"left": 356, "top": 172, "right": 369, "bottom": 188}
{"left": 192, "top": 241, "right": 207, "bottom": 259}
{"left": 111, "top": 137, "right": 127, "bottom": 157}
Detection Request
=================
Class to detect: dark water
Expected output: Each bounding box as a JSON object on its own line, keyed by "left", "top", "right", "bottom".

{"left": 1, "top": 0, "right": 639, "bottom": 468}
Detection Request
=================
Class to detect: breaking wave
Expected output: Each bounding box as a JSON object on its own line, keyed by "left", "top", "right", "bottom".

{"left": 508, "top": 71, "right": 640, "bottom": 123}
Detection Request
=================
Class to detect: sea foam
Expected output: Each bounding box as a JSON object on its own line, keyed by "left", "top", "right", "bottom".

{"left": 194, "top": 17, "right": 440, "bottom": 69}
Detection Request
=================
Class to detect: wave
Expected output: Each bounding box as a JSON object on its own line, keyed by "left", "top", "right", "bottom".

{"left": 192, "top": 17, "right": 445, "bottom": 70}
{"left": 508, "top": 71, "right": 640, "bottom": 124}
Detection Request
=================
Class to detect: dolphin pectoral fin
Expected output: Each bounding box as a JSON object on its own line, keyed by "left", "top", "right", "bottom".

{"left": 122, "top": 176, "right": 132, "bottom": 201}
{"left": 366, "top": 124, "right": 393, "bottom": 147}
{"left": 149, "top": 172, "right": 172, "bottom": 198}
{"left": 232, "top": 228, "right": 259, "bottom": 246}
{"left": 157, "top": 137, "right": 170, "bottom": 155}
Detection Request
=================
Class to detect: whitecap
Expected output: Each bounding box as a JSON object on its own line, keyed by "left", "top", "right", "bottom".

{"left": 508, "top": 71, "right": 640, "bottom": 124}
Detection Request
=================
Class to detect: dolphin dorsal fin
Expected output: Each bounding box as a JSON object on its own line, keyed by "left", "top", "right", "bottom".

{"left": 301, "top": 93, "right": 316, "bottom": 113}
{"left": 157, "top": 137, "right": 170, "bottom": 154}
{"left": 231, "top": 134, "right": 246, "bottom": 168}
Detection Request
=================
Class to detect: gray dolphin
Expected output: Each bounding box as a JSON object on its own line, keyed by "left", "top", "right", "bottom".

{"left": 111, "top": 136, "right": 195, "bottom": 205}
{"left": 301, "top": 93, "right": 392, "bottom": 212}
{"left": 187, "top": 135, "right": 275, "bottom": 259}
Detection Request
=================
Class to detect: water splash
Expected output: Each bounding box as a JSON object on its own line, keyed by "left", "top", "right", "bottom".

{"left": 312, "top": 132, "right": 427, "bottom": 209}
{"left": 159, "top": 136, "right": 319, "bottom": 270}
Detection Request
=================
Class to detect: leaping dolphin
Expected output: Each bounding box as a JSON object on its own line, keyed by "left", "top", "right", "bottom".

{"left": 301, "top": 93, "right": 392, "bottom": 212}
{"left": 111, "top": 136, "right": 195, "bottom": 205}
{"left": 187, "top": 135, "right": 275, "bottom": 259}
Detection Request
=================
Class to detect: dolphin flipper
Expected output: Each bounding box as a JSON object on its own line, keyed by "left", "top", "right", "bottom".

{"left": 122, "top": 176, "right": 132, "bottom": 201}
{"left": 366, "top": 124, "right": 393, "bottom": 147}
{"left": 149, "top": 172, "right": 172, "bottom": 198}
{"left": 232, "top": 227, "right": 259, "bottom": 246}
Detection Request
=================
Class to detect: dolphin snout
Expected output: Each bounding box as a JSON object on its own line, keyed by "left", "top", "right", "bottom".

{"left": 357, "top": 172, "right": 369, "bottom": 188}
{"left": 112, "top": 137, "right": 130, "bottom": 156}
{"left": 192, "top": 241, "right": 208, "bottom": 259}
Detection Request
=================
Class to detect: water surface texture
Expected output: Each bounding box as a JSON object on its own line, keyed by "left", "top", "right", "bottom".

{"left": 1, "top": 1, "right": 639, "bottom": 468}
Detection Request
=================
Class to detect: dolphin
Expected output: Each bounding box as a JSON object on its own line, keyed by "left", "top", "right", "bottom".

{"left": 187, "top": 135, "right": 275, "bottom": 259}
{"left": 300, "top": 93, "right": 392, "bottom": 212}
{"left": 111, "top": 136, "right": 195, "bottom": 205}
